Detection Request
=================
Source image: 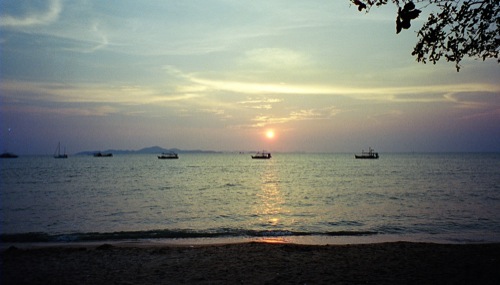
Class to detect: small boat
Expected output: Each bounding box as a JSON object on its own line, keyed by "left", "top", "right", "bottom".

{"left": 54, "top": 142, "right": 68, "bottom": 159}
{"left": 355, "top": 147, "right": 379, "bottom": 159}
{"left": 0, "top": 152, "right": 18, "bottom": 158}
{"left": 251, "top": 151, "right": 272, "bottom": 159}
{"left": 94, "top": 152, "right": 113, "bottom": 157}
{"left": 158, "top": 152, "right": 179, "bottom": 159}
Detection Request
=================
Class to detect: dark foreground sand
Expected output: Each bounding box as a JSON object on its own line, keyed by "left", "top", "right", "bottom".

{"left": 2, "top": 242, "right": 500, "bottom": 284}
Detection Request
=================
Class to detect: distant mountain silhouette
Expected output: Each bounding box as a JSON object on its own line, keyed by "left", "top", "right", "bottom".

{"left": 76, "top": 146, "right": 218, "bottom": 156}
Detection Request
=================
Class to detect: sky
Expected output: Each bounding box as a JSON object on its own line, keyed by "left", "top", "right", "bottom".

{"left": 1, "top": 0, "right": 499, "bottom": 155}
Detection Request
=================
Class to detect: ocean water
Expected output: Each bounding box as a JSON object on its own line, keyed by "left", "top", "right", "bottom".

{"left": 1, "top": 153, "right": 500, "bottom": 244}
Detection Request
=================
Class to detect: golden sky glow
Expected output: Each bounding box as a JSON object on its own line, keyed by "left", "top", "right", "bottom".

{"left": 1, "top": 0, "right": 499, "bottom": 154}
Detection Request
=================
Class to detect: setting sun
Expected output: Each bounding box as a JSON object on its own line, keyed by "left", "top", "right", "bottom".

{"left": 266, "top": 130, "right": 275, "bottom": 139}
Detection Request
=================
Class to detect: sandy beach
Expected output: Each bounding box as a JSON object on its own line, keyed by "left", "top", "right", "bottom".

{"left": 2, "top": 241, "right": 500, "bottom": 284}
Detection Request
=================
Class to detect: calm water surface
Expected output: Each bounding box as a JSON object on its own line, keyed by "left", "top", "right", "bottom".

{"left": 1, "top": 153, "right": 499, "bottom": 244}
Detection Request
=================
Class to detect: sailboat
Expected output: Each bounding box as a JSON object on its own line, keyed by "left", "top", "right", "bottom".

{"left": 1, "top": 127, "right": 18, "bottom": 158}
{"left": 54, "top": 142, "right": 68, "bottom": 159}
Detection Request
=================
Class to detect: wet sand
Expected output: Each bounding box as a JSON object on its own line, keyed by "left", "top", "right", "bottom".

{"left": 2, "top": 242, "right": 500, "bottom": 284}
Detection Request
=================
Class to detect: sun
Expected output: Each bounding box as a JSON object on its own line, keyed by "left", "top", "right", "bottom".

{"left": 266, "top": 130, "right": 275, "bottom": 139}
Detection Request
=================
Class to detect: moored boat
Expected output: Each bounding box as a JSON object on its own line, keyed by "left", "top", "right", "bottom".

{"left": 0, "top": 152, "right": 18, "bottom": 158}
{"left": 251, "top": 151, "right": 271, "bottom": 159}
{"left": 355, "top": 147, "right": 379, "bottom": 159}
{"left": 94, "top": 152, "right": 113, "bottom": 157}
{"left": 158, "top": 152, "right": 179, "bottom": 159}
{"left": 54, "top": 142, "right": 68, "bottom": 159}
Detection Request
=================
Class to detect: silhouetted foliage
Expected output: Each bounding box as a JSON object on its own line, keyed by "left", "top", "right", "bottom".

{"left": 396, "top": 2, "right": 421, "bottom": 34}
{"left": 350, "top": 0, "right": 500, "bottom": 71}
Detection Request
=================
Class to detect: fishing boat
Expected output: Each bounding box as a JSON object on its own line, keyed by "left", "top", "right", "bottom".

{"left": 251, "top": 151, "right": 272, "bottom": 159}
{"left": 94, "top": 152, "right": 113, "bottom": 157}
{"left": 54, "top": 142, "right": 68, "bottom": 159}
{"left": 355, "top": 147, "right": 379, "bottom": 159}
{"left": 0, "top": 152, "right": 18, "bottom": 158}
{"left": 158, "top": 152, "right": 179, "bottom": 159}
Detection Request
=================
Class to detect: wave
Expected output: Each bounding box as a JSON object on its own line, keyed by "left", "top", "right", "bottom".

{"left": 0, "top": 229, "right": 378, "bottom": 243}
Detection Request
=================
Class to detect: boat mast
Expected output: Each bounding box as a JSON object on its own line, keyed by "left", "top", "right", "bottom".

{"left": 54, "top": 142, "right": 60, "bottom": 156}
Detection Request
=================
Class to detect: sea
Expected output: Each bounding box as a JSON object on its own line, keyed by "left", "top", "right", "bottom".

{"left": 1, "top": 153, "right": 500, "bottom": 246}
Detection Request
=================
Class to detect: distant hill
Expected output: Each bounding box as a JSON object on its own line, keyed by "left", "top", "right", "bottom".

{"left": 76, "top": 146, "right": 218, "bottom": 156}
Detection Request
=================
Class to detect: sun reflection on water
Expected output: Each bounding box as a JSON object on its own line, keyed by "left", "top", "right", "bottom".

{"left": 254, "top": 163, "right": 288, "bottom": 227}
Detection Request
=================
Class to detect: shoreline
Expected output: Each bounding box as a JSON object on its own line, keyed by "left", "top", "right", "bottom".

{"left": 2, "top": 232, "right": 500, "bottom": 251}
{"left": 2, "top": 241, "right": 500, "bottom": 284}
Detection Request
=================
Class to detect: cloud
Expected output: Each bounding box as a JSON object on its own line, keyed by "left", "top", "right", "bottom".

{"left": 248, "top": 106, "right": 339, "bottom": 128}
{"left": 444, "top": 92, "right": 500, "bottom": 109}
{"left": 189, "top": 77, "right": 331, "bottom": 95}
{"left": 0, "top": 80, "right": 202, "bottom": 112}
{"left": 368, "top": 110, "right": 403, "bottom": 123}
{"left": 4, "top": 104, "right": 119, "bottom": 117}
{"left": 238, "top": 98, "right": 283, "bottom": 104}
{"left": 188, "top": 74, "right": 499, "bottom": 103}
{"left": 445, "top": 92, "right": 500, "bottom": 121}
{"left": 0, "top": 0, "right": 62, "bottom": 27}
{"left": 242, "top": 48, "right": 312, "bottom": 69}
{"left": 199, "top": 108, "right": 233, "bottom": 120}
{"left": 238, "top": 97, "right": 283, "bottom": 109}
{"left": 0, "top": 81, "right": 201, "bottom": 120}
{"left": 63, "top": 21, "right": 109, "bottom": 53}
